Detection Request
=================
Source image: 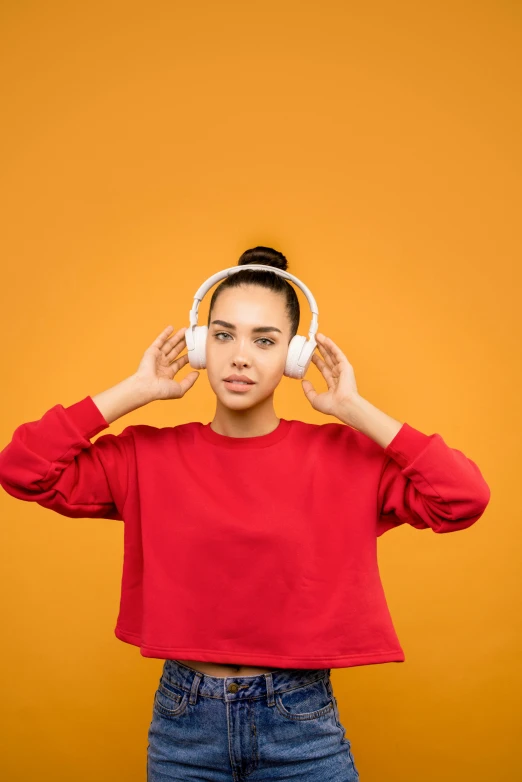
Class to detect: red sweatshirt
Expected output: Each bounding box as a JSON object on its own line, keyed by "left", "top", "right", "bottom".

{"left": 0, "top": 396, "right": 491, "bottom": 669}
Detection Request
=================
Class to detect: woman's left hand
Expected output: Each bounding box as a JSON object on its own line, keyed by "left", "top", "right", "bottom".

{"left": 301, "top": 333, "right": 359, "bottom": 417}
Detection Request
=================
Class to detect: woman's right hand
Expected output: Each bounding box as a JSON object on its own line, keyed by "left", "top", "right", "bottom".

{"left": 134, "top": 325, "right": 200, "bottom": 401}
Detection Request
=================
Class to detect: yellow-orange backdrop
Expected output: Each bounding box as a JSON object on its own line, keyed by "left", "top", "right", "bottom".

{"left": 0, "top": 1, "right": 519, "bottom": 780}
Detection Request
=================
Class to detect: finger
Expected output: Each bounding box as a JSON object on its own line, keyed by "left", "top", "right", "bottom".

{"left": 301, "top": 378, "right": 317, "bottom": 403}
{"left": 164, "top": 336, "right": 188, "bottom": 361}
{"left": 178, "top": 371, "right": 200, "bottom": 395}
{"left": 168, "top": 353, "right": 190, "bottom": 371}
{"left": 157, "top": 325, "right": 175, "bottom": 341}
{"left": 160, "top": 326, "right": 188, "bottom": 355}
{"left": 314, "top": 344, "right": 334, "bottom": 372}
{"left": 151, "top": 325, "right": 175, "bottom": 351}
{"left": 317, "top": 334, "right": 348, "bottom": 366}
{"left": 315, "top": 334, "right": 338, "bottom": 366}
{"left": 311, "top": 354, "right": 335, "bottom": 387}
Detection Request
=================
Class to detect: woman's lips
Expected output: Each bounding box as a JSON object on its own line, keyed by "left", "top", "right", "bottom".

{"left": 223, "top": 380, "right": 255, "bottom": 392}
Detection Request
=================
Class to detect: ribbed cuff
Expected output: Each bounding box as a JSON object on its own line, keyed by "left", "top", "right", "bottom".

{"left": 382, "top": 422, "right": 433, "bottom": 469}
{"left": 63, "top": 396, "right": 111, "bottom": 439}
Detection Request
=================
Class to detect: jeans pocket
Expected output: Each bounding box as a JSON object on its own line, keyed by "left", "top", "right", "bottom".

{"left": 275, "top": 677, "right": 334, "bottom": 721}
{"left": 153, "top": 676, "right": 189, "bottom": 719}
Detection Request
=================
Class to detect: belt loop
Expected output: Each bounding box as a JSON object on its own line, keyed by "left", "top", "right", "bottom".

{"left": 264, "top": 672, "right": 275, "bottom": 706}
{"left": 325, "top": 675, "right": 334, "bottom": 698}
{"left": 189, "top": 670, "right": 203, "bottom": 705}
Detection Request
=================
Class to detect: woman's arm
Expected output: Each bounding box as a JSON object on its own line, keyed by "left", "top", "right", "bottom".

{"left": 0, "top": 324, "right": 197, "bottom": 520}
{"left": 91, "top": 373, "right": 154, "bottom": 424}
{"left": 0, "top": 378, "right": 149, "bottom": 519}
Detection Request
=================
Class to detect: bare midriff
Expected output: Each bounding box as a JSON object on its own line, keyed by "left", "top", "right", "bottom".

{"left": 176, "top": 659, "right": 278, "bottom": 678}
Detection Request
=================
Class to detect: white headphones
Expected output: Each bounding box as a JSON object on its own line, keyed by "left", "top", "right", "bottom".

{"left": 185, "top": 264, "right": 319, "bottom": 379}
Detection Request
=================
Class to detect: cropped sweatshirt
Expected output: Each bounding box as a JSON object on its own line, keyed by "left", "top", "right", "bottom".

{"left": 0, "top": 396, "right": 491, "bottom": 669}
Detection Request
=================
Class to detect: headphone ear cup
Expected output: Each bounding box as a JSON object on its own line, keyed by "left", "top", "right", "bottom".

{"left": 285, "top": 334, "right": 311, "bottom": 379}
{"left": 188, "top": 325, "right": 208, "bottom": 369}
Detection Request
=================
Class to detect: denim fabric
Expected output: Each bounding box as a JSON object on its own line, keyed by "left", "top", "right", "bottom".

{"left": 147, "top": 659, "right": 360, "bottom": 781}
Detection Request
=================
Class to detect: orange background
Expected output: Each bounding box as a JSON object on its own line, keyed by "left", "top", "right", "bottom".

{"left": 0, "top": 1, "right": 519, "bottom": 780}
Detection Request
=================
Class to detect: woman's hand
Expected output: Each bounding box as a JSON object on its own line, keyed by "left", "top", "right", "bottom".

{"left": 134, "top": 325, "right": 200, "bottom": 401}
{"left": 301, "top": 333, "right": 359, "bottom": 416}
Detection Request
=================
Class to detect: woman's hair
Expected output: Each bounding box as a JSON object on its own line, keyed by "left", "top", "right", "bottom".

{"left": 206, "top": 246, "right": 300, "bottom": 341}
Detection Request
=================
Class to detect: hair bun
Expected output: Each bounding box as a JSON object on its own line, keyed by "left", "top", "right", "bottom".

{"left": 237, "top": 245, "right": 288, "bottom": 272}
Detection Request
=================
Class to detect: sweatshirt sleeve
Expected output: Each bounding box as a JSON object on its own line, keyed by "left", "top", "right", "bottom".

{"left": 376, "top": 422, "right": 491, "bottom": 536}
{"left": 0, "top": 396, "right": 133, "bottom": 521}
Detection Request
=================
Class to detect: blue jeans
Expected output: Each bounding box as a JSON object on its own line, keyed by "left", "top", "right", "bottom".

{"left": 147, "top": 659, "right": 360, "bottom": 781}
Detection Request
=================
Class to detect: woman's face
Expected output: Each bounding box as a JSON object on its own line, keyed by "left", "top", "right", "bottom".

{"left": 205, "top": 285, "right": 291, "bottom": 410}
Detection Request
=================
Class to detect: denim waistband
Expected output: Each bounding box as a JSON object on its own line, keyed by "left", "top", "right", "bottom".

{"left": 162, "top": 659, "right": 332, "bottom": 704}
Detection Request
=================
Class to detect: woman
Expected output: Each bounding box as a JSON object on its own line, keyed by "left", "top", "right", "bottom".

{"left": 0, "top": 246, "right": 490, "bottom": 781}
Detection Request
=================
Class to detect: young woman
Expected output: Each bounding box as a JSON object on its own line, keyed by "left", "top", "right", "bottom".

{"left": 0, "top": 246, "right": 490, "bottom": 781}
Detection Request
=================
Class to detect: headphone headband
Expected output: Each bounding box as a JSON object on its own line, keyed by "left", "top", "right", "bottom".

{"left": 188, "top": 264, "right": 319, "bottom": 340}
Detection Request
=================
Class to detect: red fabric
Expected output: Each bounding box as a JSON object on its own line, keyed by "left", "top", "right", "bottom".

{"left": 0, "top": 396, "right": 491, "bottom": 668}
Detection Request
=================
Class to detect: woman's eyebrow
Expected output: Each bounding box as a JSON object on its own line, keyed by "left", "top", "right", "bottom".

{"left": 210, "top": 319, "right": 282, "bottom": 334}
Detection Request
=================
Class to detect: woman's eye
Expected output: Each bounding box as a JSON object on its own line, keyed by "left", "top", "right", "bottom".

{"left": 214, "top": 332, "right": 274, "bottom": 346}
